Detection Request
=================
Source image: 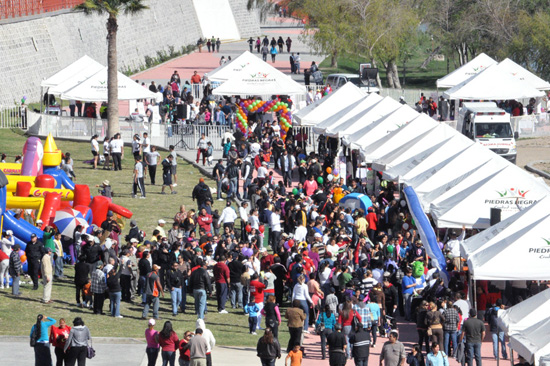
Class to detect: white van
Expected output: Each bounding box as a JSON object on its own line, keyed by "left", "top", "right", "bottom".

{"left": 457, "top": 102, "right": 518, "bottom": 164}
{"left": 325, "top": 73, "right": 380, "bottom": 93}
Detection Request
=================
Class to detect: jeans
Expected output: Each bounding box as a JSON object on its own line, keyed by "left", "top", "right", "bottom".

{"left": 12, "top": 276, "right": 20, "bottom": 295}
{"left": 492, "top": 331, "right": 507, "bottom": 359}
{"left": 109, "top": 291, "right": 122, "bottom": 317}
{"left": 320, "top": 328, "right": 333, "bottom": 359}
{"left": 216, "top": 179, "right": 224, "bottom": 199}
{"left": 143, "top": 295, "right": 160, "bottom": 319}
{"left": 249, "top": 316, "right": 258, "bottom": 333}
{"left": 171, "top": 288, "right": 182, "bottom": 315}
{"left": 404, "top": 292, "right": 413, "bottom": 320}
{"left": 299, "top": 300, "right": 309, "bottom": 331}
{"left": 343, "top": 325, "right": 352, "bottom": 359}
{"left": 162, "top": 350, "right": 176, "bottom": 366}
{"left": 146, "top": 347, "right": 160, "bottom": 366}
{"left": 139, "top": 276, "right": 147, "bottom": 303}
{"left": 444, "top": 330, "right": 458, "bottom": 356}
{"left": 466, "top": 342, "right": 482, "bottom": 366}
{"left": 260, "top": 358, "right": 276, "bottom": 366}
{"left": 243, "top": 178, "right": 252, "bottom": 199}
{"left": 54, "top": 255, "right": 64, "bottom": 278}
{"left": 216, "top": 282, "right": 228, "bottom": 311}
{"left": 193, "top": 289, "right": 207, "bottom": 319}
{"left": 256, "top": 301, "right": 264, "bottom": 329}
{"left": 355, "top": 357, "right": 369, "bottom": 366}
{"left": 230, "top": 282, "right": 243, "bottom": 308}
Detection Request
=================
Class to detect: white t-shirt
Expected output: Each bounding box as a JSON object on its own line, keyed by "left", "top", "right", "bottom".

{"left": 269, "top": 212, "right": 281, "bottom": 232}
{"left": 272, "top": 124, "right": 280, "bottom": 136}
{"left": 103, "top": 141, "right": 110, "bottom": 155}
{"left": 257, "top": 166, "right": 268, "bottom": 178}
{"left": 132, "top": 140, "right": 140, "bottom": 153}
{"left": 148, "top": 151, "right": 160, "bottom": 165}
{"left": 142, "top": 137, "right": 151, "bottom": 153}
{"left": 91, "top": 139, "right": 99, "bottom": 152}
{"left": 110, "top": 139, "right": 123, "bottom": 153}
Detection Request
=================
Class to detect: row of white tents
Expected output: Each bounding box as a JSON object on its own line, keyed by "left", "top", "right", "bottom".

{"left": 294, "top": 62, "right": 550, "bottom": 364}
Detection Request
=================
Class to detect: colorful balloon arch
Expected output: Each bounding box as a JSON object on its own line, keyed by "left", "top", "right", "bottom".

{"left": 236, "top": 99, "right": 292, "bottom": 138}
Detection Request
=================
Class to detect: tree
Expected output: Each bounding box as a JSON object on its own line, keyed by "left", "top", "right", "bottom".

{"left": 74, "top": 0, "right": 149, "bottom": 137}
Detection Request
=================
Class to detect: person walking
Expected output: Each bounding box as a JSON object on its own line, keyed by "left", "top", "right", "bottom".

{"left": 380, "top": 330, "right": 406, "bottom": 366}
{"left": 426, "top": 342, "right": 450, "bottom": 366}
{"left": 145, "top": 319, "right": 160, "bottom": 366}
{"left": 460, "top": 309, "right": 486, "bottom": 366}
{"left": 262, "top": 295, "right": 282, "bottom": 339}
{"left": 327, "top": 323, "right": 347, "bottom": 366}
{"left": 189, "top": 259, "right": 212, "bottom": 319}
{"left": 285, "top": 300, "right": 306, "bottom": 353}
{"left": 110, "top": 133, "right": 123, "bottom": 171}
{"left": 133, "top": 155, "right": 146, "bottom": 199}
{"left": 270, "top": 45, "right": 278, "bottom": 63}
{"left": 145, "top": 146, "right": 160, "bottom": 185}
{"left": 261, "top": 45, "right": 269, "bottom": 62}
{"left": 248, "top": 37, "right": 255, "bottom": 52}
{"left": 286, "top": 37, "right": 292, "bottom": 52}
{"left": 26, "top": 233, "right": 45, "bottom": 290}
{"left": 50, "top": 318, "right": 71, "bottom": 366}
{"left": 166, "top": 260, "right": 184, "bottom": 316}
{"left": 91, "top": 263, "right": 107, "bottom": 315}
{"left": 41, "top": 247, "right": 53, "bottom": 304}
{"left": 161, "top": 154, "right": 177, "bottom": 195}
{"left": 213, "top": 255, "right": 230, "bottom": 314}
{"left": 443, "top": 301, "right": 459, "bottom": 356}
{"left": 196, "top": 133, "right": 209, "bottom": 166}
{"left": 158, "top": 321, "right": 180, "bottom": 366}
{"left": 106, "top": 264, "right": 123, "bottom": 318}
{"left": 195, "top": 319, "right": 215, "bottom": 366}
{"left": 30, "top": 314, "right": 56, "bottom": 366}
{"left": 349, "top": 323, "right": 371, "bottom": 366}
{"left": 63, "top": 317, "right": 92, "bottom": 366}
{"left": 257, "top": 328, "right": 281, "bottom": 366}
{"left": 142, "top": 264, "right": 164, "bottom": 320}
{"left": 487, "top": 299, "right": 508, "bottom": 360}
{"left": 317, "top": 304, "right": 336, "bottom": 360}
{"left": 291, "top": 274, "right": 312, "bottom": 332}
{"left": 426, "top": 302, "right": 445, "bottom": 353}
{"left": 8, "top": 243, "right": 22, "bottom": 296}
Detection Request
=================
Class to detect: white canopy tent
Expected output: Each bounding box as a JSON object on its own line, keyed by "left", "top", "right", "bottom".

{"left": 399, "top": 133, "right": 474, "bottom": 185}
{"left": 325, "top": 96, "right": 401, "bottom": 138}
{"left": 292, "top": 82, "right": 365, "bottom": 126}
{"left": 372, "top": 123, "right": 457, "bottom": 174}
{"left": 443, "top": 64, "right": 545, "bottom": 100}
{"left": 436, "top": 53, "right": 497, "bottom": 89}
{"left": 207, "top": 51, "right": 262, "bottom": 82}
{"left": 497, "top": 58, "right": 550, "bottom": 91}
{"left": 41, "top": 55, "right": 104, "bottom": 89}
{"left": 312, "top": 93, "right": 382, "bottom": 135}
{"left": 360, "top": 114, "right": 439, "bottom": 163}
{"left": 211, "top": 54, "right": 306, "bottom": 97}
{"left": 509, "top": 318, "right": 550, "bottom": 365}
{"left": 460, "top": 197, "right": 549, "bottom": 259}
{"left": 342, "top": 104, "right": 418, "bottom": 149}
{"left": 429, "top": 162, "right": 550, "bottom": 228}
{"left": 498, "top": 288, "right": 550, "bottom": 335}
{"left": 60, "top": 67, "right": 156, "bottom": 102}
{"left": 412, "top": 144, "right": 503, "bottom": 212}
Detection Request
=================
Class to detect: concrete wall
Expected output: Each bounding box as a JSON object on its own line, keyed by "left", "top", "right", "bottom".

{"left": 228, "top": 0, "right": 261, "bottom": 39}
{"left": 0, "top": 0, "right": 260, "bottom": 106}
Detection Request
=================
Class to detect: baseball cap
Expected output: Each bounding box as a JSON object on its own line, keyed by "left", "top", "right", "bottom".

{"left": 6, "top": 230, "right": 12, "bottom": 236}
{"left": 31, "top": 233, "right": 37, "bottom": 238}
{"left": 36, "top": 219, "right": 43, "bottom": 224}
{"left": 148, "top": 319, "right": 156, "bottom": 326}
{"left": 107, "top": 210, "right": 113, "bottom": 217}
{"left": 130, "top": 238, "right": 139, "bottom": 243}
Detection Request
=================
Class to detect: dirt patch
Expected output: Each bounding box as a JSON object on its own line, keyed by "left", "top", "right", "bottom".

{"left": 517, "top": 136, "right": 550, "bottom": 184}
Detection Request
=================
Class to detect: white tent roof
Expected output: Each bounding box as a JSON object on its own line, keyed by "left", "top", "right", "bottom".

{"left": 207, "top": 51, "right": 260, "bottom": 82}
{"left": 509, "top": 317, "right": 550, "bottom": 365}
{"left": 498, "top": 288, "right": 550, "bottom": 335}
{"left": 342, "top": 104, "right": 418, "bottom": 149}
{"left": 311, "top": 93, "right": 382, "bottom": 135}
{"left": 41, "top": 55, "right": 104, "bottom": 89}
{"left": 460, "top": 196, "right": 550, "bottom": 259}
{"left": 497, "top": 58, "right": 550, "bottom": 91}
{"left": 293, "top": 82, "right": 365, "bottom": 126}
{"left": 443, "top": 64, "right": 545, "bottom": 100}
{"left": 360, "top": 114, "right": 439, "bottom": 163}
{"left": 372, "top": 123, "right": 458, "bottom": 174}
{"left": 436, "top": 53, "right": 497, "bottom": 89}
{"left": 60, "top": 67, "right": 156, "bottom": 102}
{"left": 399, "top": 133, "right": 474, "bottom": 185}
{"left": 325, "top": 96, "right": 401, "bottom": 138}
{"left": 429, "top": 163, "right": 550, "bottom": 228}
{"left": 211, "top": 54, "right": 306, "bottom": 97}
{"left": 413, "top": 144, "right": 502, "bottom": 211}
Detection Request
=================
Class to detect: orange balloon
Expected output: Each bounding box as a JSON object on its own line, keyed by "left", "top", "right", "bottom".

{"left": 326, "top": 167, "right": 332, "bottom": 174}
{"left": 20, "top": 254, "right": 27, "bottom": 263}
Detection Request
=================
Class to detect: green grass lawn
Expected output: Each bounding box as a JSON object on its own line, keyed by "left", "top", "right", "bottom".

{"left": 319, "top": 38, "right": 451, "bottom": 89}
{"left": 0, "top": 129, "right": 285, "bottom": 347}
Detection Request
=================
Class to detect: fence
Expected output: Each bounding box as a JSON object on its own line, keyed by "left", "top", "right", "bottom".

{"left": 0, "top": 0, "right": 83, "bottom": 20}
{"left": 0, "top": 105, "right": 28, "bottom": 129}
{"left": 511, "top": 114, "right": 550, "bottom": 138}
{"left": 165, "top": 124, "right": 232, "bottom": 151}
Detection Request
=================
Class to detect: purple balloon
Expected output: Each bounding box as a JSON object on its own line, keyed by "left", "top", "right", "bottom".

{"left": 242, "top": 247, "right": 253, "bottom": 257}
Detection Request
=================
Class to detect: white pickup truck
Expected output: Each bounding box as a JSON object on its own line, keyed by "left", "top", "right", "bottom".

{"left": 457, "top": 102, "right": 518, "bottom": 164}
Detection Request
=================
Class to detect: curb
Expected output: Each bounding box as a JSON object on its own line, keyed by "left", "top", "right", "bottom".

{"left": 0, "top": 335, "right": 145, "bottom": 344}
{"left": 525, "top": 160, "right": 550, "bottom": 180}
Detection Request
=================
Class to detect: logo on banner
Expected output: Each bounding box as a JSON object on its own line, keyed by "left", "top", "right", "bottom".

{"left": 484, "top": 187, "right": 537, "bottom": 212}
{"left": 242, "top": 72, "right": 276, "bottom": 83}
{"left": 527, "top": 238, "right": 550, "bottom": 258}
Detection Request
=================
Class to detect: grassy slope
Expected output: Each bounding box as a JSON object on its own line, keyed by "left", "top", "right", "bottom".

{"left": 0, "top": 129, "right": 280, "bottom": 347}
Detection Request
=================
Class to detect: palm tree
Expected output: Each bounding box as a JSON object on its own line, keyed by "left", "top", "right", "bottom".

{"left": 74, "top": 0, "right": 149, "bottom": 137}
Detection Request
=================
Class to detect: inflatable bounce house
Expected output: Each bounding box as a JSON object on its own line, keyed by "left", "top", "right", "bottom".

{"left": 0, "top": 134, "right": 132, "bottom": 274}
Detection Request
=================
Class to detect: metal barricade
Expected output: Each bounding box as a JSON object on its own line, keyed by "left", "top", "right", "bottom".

{"left": 0, "top": 105, "right": 27, "bottom": 129}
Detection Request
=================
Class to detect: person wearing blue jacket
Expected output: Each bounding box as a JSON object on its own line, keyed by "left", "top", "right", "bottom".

{"left": 245, "top": 301, "right": 261, "bottom": 335}
{"left": 316, "top": 305, "right": 336, "bottom": 359}
{"left": 30, "top": 314, "right": 56, "bottom": 365}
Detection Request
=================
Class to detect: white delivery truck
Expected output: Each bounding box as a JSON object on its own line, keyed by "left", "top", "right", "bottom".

{"left": 457, "top": 102, "right": 518, "bottom": 164}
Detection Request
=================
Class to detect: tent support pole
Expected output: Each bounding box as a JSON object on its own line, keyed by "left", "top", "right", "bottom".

{"left": 472, "top": 278, "right": 477, "bottom": 310}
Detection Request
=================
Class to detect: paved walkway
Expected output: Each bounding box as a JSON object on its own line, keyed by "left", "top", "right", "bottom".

{"left": 131, "top": 16, "right": 323, "bottom": 88}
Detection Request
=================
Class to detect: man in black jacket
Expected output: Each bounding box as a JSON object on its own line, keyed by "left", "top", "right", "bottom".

{"left": 25, "top": 234, "right": 45, "bottom": 290}
{"left": 228, "top": 253, "right": 246, "bottom": 309}
{"left": 189, "top": 259, "right": 212, "bottom": 319}
{"left": 166, "top": 261, "right": 185, "bottom": 316}
{"left": 192, "top": 178, "right": 213, "bottom": 209}
{"left": 138, "top": 251, "right": 152, "bottom": 304}
{"left": 74, "top": 255, "right": 91, "bottom": 307}
{"left": 349, "top": 323, "right": 371, "bottom": 366}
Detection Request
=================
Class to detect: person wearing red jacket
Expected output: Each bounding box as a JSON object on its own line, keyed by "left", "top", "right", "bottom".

{"left": 366, "top": 207, "right": 378, "bottom": 242}
{"left": 250, "top": 273, "right": 266, "bottom": 329}
{"left": 50, "top": 318, "right": 71, "bottom": 366}
{"left": 197, "top": 208, "right": 213, "bottom": 234}
{"left": 213, "top": 256, "right": 230, "bottom": 314}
